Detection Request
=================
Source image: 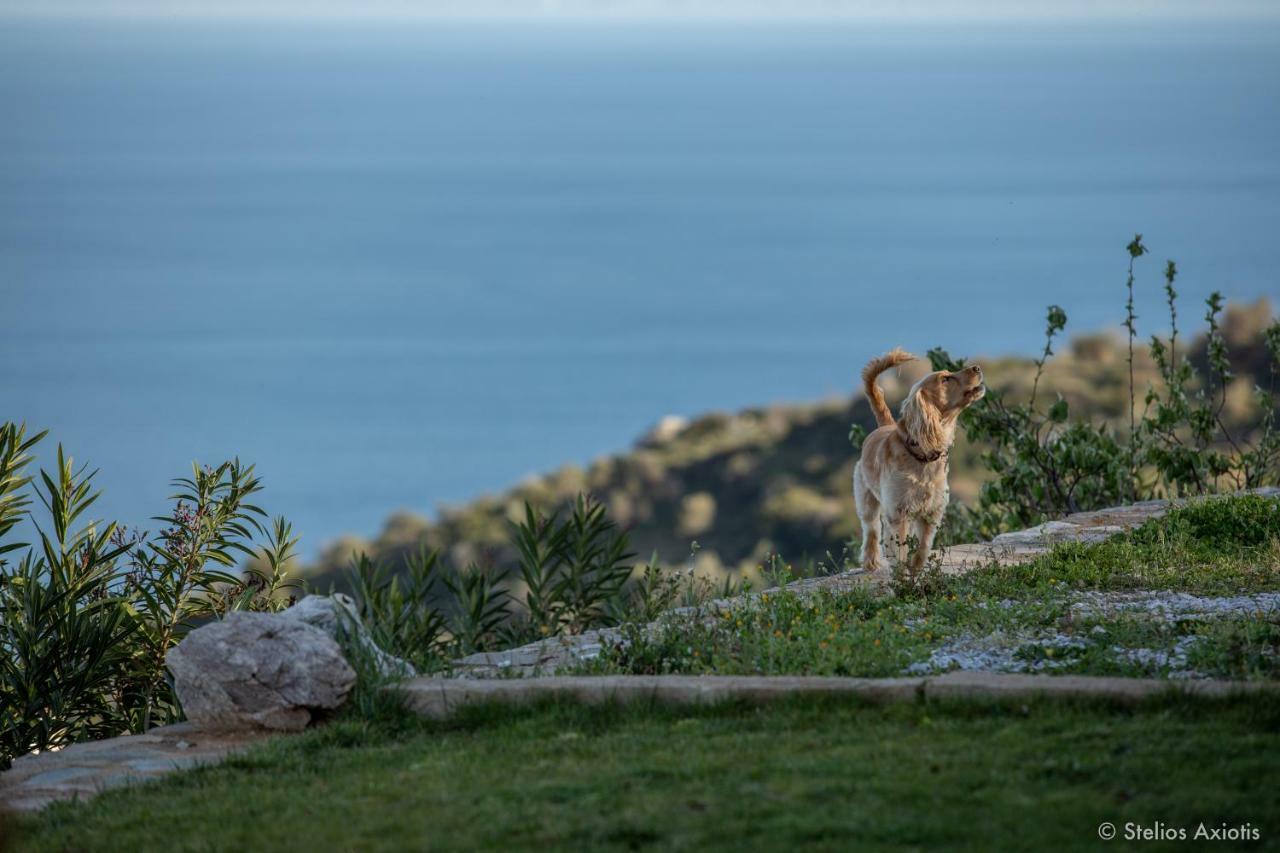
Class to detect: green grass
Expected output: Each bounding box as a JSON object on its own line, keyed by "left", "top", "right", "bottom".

{"left": 975, "top": 494, "right": 1280, "bottom": 596}
{"left": 587, "top": 495, "right": 1280, "bottom": 680}
{"left": 12, "top": 694, "right": 1280, "bottom": 852}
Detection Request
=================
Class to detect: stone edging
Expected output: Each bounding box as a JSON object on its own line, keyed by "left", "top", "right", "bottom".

{"left": 392, "top": 672, "right": 1277, "bottom": 720}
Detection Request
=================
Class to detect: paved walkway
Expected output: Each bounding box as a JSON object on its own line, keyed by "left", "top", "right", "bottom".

{"left": 0, "top": 723, "right": 271, "bottom": 813}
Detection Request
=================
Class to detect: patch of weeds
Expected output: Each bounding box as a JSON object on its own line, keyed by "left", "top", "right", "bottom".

{"left": 1012, "top": 636, "right": 1088, "bottom": 668}
{"left": 589, "top": 588, "right": 931, "bottom": 678}
{"left": 1185, "top": 616, "right": 1280, "bottom": 680}
{"left": 1045, "top": 614, "right": 1198, "bottom": 678}
{"left": 889, "top": 547, "right": 950, "bottom": 601}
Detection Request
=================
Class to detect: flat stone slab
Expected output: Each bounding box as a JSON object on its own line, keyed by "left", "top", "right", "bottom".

{"left": 0, "top": 722, "right": 274, "bottom": 814}
{"left": 396, "top": 675, "right": 927, "bottom": 719}
{"left": 923, "top": 670, "right": 1276, "bottom": 703}
{"left": 393, "top": 673, "right": 1276, "bottom": 720}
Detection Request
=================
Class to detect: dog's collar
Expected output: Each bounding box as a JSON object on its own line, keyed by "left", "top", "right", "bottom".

{"left": 898, "top": 428, "right": 947, "bottom": 464}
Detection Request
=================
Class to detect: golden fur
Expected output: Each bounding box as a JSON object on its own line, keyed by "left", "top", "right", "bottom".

{"left": 853, "top": 351, "right": 985, "bottom": 571}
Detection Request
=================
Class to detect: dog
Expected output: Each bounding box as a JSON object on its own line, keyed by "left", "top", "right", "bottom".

{"left": 853, "top": 349, "right": 984, "bottom": 572}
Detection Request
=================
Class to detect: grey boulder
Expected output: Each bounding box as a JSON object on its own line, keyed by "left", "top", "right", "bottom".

{"left": 167, "top": 612, "right": 356, "bottom": 732}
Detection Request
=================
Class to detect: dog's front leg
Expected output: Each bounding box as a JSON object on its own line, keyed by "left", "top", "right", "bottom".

{"left": 910, "top": 516, "right": 940, "bottom": 569}
{"left": 887, "top": 513, "right": 911, "bottom": 570}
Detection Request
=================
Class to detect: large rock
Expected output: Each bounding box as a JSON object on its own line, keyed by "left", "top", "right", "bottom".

{"left": 167, "top": 612, "right": 356, "bottom": 732}
{"left": 281, "top": 594, "right": 417, "bottom": 679}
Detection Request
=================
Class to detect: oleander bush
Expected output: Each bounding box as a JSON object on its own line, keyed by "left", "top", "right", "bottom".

{"left": 336, "top": 495, "right": 749, "bottom": 673}
{"left": 0, "top": 424, "right": 297, "bottom": 767}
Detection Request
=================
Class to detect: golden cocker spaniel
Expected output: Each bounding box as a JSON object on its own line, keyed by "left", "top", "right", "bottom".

{"left": 853, "top": 349, "right": 984, "bottom": 571}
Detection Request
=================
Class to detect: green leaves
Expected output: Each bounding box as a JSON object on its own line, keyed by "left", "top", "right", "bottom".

{"left": 847, "top": 423, "right": 868, "bottom": 451}
{"left": 444, "top": 565, "right": 508, "bottom": 655}
{"left": 0, "top": 427, "right": 298, "bottom": 763}
{"left": 0, "top": 424, "right": 46, "bottom": 560}
{"left": 0, "top": 434, "right": 136, "bottom": 764}
{"left": 344, "top": 548, "right": 449, "bottom": 670}
{"left": 0, "top": 549, "right": 136, "bottom": 768}
{"left": 1032, "top": 306, "right": 1068, "bottom": 406}
{"left": 515, "top": 494, "right": 636, "bottom": 637}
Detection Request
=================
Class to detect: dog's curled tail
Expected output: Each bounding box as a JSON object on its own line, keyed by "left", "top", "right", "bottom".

{"left": 861, "top": 348, "right": 916, "bottom": 428}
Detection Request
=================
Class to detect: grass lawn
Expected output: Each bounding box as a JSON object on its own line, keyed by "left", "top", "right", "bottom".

{"left": 10, "top": 693, "right": 1280, "bottom": 852}
{"left": 587, "top": 496, "right": 1280, "bottom": 680}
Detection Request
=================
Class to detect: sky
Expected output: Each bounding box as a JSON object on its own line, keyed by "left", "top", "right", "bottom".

{"left": 2, "top": 0, "right": 1278, "bottom": 21}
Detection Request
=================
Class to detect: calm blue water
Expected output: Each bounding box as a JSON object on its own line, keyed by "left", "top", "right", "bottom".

{"left": 3, "top": 21, "right": 1278, "bottom": 557}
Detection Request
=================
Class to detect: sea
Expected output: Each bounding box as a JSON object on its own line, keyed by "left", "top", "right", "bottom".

{"left": 2, "top": 19, "right": 1278, "bottom": 558}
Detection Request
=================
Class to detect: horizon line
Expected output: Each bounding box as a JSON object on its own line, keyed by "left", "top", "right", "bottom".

{"left": 4, "top": 1, "right": 1280, "bottom": 24}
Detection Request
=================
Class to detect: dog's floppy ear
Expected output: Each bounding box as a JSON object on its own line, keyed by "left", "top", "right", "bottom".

{"left": 900, "top": 381, "right": 945, "bottom": 455}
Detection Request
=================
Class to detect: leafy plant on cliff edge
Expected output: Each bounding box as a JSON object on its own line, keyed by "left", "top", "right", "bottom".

{"left": 929, "top": 305, "right": 1130, "bottom": 541}
{"left": 929, "top": 235, "right": 1280, "bottom": 542}
{"left": 1144, "top": 270, "right": 1280, "bottom": 494}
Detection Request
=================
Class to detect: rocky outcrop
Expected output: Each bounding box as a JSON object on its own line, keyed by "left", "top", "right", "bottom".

{"left": 166, "top": 612, "right": 356, "bottom": 732}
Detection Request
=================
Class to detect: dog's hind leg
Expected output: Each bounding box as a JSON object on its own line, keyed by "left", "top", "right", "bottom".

{"left": 853, "top": 465, "right": 884, "bottom": 572}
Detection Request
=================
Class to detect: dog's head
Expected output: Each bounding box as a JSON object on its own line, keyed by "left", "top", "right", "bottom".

{"left": 900, "top": 364, "right": 985, "bottom": 454}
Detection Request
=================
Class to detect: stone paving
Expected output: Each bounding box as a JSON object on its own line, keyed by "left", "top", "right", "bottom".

{"left": 0, "top": 723, "right": 272, "bottom": 813}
